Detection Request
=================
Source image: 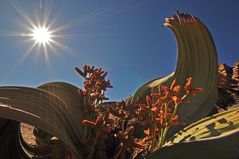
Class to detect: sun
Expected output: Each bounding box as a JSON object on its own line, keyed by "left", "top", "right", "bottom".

{"left": 31, "top": 26, "right": 53, "bottom": 45}
{"left": 7, "top": 0, "right": 88, "bottom": 64}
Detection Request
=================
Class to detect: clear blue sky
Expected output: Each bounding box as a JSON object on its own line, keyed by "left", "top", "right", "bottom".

{"left": 0, "top": 0, "right": 238, "bottom": 100}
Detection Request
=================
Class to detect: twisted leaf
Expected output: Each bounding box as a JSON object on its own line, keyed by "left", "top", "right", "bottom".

{"left": 131, "top": 13, "right": 218, "bottom": 130}
{"left": 0, "top": 82, "right": 85, "bottom": 158}
{"left": 148, "top": 105, "right": 239, "bottom": 159}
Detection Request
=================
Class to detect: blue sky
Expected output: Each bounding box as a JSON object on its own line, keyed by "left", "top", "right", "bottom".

{"left": 0, "top": 0, "right": 238, "bottom": 100}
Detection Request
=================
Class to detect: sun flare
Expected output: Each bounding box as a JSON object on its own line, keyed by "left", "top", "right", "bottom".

{"left": 7, "top": 0, "right": 89, "bottom": 64}
{"left": 31, "top": 26, "right": 53, "bottom": 45}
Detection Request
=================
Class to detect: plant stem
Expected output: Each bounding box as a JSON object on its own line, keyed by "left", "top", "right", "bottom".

{"left": 173, "top": 103, "right": 178, "bottom": 116}
{"left": 113, "top": 144, "right": 123, "bottom": 159}
{"left": 89, "top": 131, "right": 99, "bottom": 159}
{"left": 161, "top": 103, "right": 168, "bottom": 146}
{"left": 83, "top": 96, "right": 88, "bottom": 138}
{"left": 122, "top": 119, "right": 125, "bottom": 132}
{"left": 158, "top": 101, "right": 170, "bottom": 148}
{"left": 158, "top": 126, "right": 164, "bottom": 148}
{"left": 159, "top": 95, "right": 188, "bottom": 148}
{"left": 151, "top": 113, "right": 156, "bottom": 150}
{"left": 160, "top": 126, "right": 169, "bottom": 148}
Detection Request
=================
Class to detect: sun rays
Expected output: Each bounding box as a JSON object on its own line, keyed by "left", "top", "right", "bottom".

{"left": 3, "top": 0, "right": 147, "bottom": 67}
{"left": 7, "top": 0, "right": 74, "bottom": 64}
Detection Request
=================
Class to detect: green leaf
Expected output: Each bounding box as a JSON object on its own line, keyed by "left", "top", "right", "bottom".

{"left": 148, "top": 133, "right": 239, "bottom": 159}
{"left": 38, "top": 82, "right": 85, "bottom": 137}
{"left": 148, "top": 105, "right": 239, "bottom": 159}
{"left": 131, "top": 13, "right": 218, "bottom": 133}
{"left": 0, "top": 82, "right": 85, "bottom": 158}
{"left": 166, "top": 105, "right": 239, "bottom": 144}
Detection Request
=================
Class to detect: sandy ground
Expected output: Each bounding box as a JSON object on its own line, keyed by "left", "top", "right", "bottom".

{"left": 20, "top": 123, "right": 76, "bottom": 159}
{"left": 20, "top": 123, "right": 36, "bottom": 145}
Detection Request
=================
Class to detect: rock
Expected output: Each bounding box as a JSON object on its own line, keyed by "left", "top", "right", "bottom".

{"left": 217, "top": 63, "right": 236, "bottom": 90}
{"left": 218, "top": 63, "right": 232, "bottom": 77}
{"left": 232, "top": 61, "right": 239, "bottom": 81}
{"left": 211, "top": 60, "right": 239, "bottom": 115}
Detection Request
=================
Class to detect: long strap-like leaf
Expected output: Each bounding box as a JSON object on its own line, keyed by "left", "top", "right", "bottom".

{"left": 131, "top": 13, "right": 218, "bottom": 126}
{"left": 0, "top": 82, "right": 85, "bottom": 159}
{"left": 149, "top": 105, "right": 239, "bottom": 159}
